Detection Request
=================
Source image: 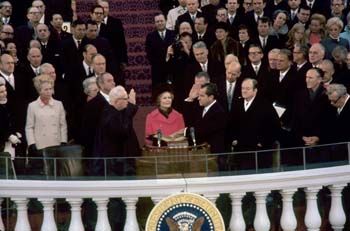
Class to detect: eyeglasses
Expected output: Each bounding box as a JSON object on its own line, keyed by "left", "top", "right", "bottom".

{"left": 1, "top": 31, "right": 14, "bottom": 35}
{"left": 248, "top": 51, "right": 262, "bottom": 55}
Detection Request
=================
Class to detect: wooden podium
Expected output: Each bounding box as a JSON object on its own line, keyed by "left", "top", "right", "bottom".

{"left": 137, "top": 143, "right": 217, "bottom": 177}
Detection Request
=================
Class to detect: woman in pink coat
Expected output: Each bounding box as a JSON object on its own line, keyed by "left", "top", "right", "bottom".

{"left": 145, "top": 88, "right": 185, "bottom": 145}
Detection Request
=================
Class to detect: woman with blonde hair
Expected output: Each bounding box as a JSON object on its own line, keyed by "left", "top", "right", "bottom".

{"left": 305, "top": 13, "right": 327, "bottom": 45}
{"left": 285, "top": 23, "right": 306, "bottom": 50}
{"left": 25, "top": 75, "right": 67, "bottom": 175}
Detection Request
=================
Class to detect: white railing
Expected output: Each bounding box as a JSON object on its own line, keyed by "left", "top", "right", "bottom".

{"left": 0, "top": 165, "right": 349, "bottom": 231}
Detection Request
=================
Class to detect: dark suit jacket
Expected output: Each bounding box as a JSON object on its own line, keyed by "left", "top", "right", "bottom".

{"left": 99, "top": 16, "right": 128, "bottom": 65}
{"left": 243, "top": 11, "right": 272, "bottom": 38}
{"left": 217, "top": 78, "right": 242, "bottom": 114}
{"left": 14, "top": 23, "right": 35, "bottom": 60}
{"left": 15, "top": 63, "right": 38, "bottom": 103}
{"left": 94, "top": 103, "right": 140, "bottom": 157}
{"left": 80, "top": 92, "right": 108, "bottom": 157}
{"left": 231, "top": 96, "right": 280, "bottom": 151}
{"left": 251, "top": 35, "right": 281, "bottom": 58}
{"left": 192, "top": 31, "right": 217, "bottom": 49}
{"left": 329, "top": 97, "right": 350, "bottom": 143}
{"left": 227, "top": 12, "right": 245, "bottom": 40}
{"left": 145, "top": 29, "right": 175, "bottom": 87}
{"left": 291, "top": 86, "right": 333, "bottom": 145}
{"left": 293, "top": 61, "right": 312, "bottom": 90}
{"left": 60, "top": 37, "right": 87, "bottom": 77}
{"left": 176, "top": 11, "right": 204, "bottom": 32}
{"left": 187, "top": 101, "right": 227, "bottom": 153}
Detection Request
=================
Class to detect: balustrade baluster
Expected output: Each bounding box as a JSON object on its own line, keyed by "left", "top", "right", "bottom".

{"left": 304, "top": 187, "right": 322, "bottom": 231}
{"left": 151, "top": 196, "right": 162, "bottom": 205}
{"left": 205, "top": 194, "right": 219, "bottom": 205}
{"left": 254, "top": 191, "right": 270, "bottom": 231}
{"left": 13, "top": 198, "right": 31, "bottom": 231}
{"left": 93, "top": 198, "right": 111, "bottom": 231}
{"left": 0, "top": 198, "right": 4, "bottom": 231}
{"left": 123, "top": 197, "right": 139, "bottom": 231}
{"left": 329, "top": 184, "right": 347, "bottom": 231}
{"left": 67, "top": 198, "right": 84, "bottom": 231}
{"left": 280, "top": 189, "right": 297, "bottom": 231}
{"left": 229, "top": 192, "right": 246, "bottom": 231}
{"left": 39, "top": 198, "right": 57, "bottom": 231}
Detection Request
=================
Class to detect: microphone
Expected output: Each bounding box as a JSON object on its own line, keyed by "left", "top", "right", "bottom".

{"left": 190, "top": 127, "right": 196, "bottom": 147}
{"left": 157, "top": 129, "right": 162, "bottom": 147}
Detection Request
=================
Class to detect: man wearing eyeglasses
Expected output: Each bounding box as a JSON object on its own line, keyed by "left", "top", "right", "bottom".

{"left": 0, "top": 1, "right": 13, "bottom": 25}
{"left": 0, "top": 24, "right": 14, "bottom": 40}
{"left": 326, "top": 83, "right": 350, "bottom": 143}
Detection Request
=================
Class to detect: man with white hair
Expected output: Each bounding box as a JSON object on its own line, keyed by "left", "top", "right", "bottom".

{"left": 93, "top": 85, "right": 140, "bottom": 175}
{"left": 308, "top": 43, "right": 325, "bottom": 67}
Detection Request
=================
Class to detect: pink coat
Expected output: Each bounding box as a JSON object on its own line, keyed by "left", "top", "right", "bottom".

{"left": 145, "top": 108, "right": 185, "bottom": 144}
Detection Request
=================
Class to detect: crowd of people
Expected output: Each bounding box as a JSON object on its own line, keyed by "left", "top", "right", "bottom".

{"left": 1, "top": 0, "right": 350, "bottom": 178}
{"left": 147, "top": 0, "right": 350, "bottom": 169}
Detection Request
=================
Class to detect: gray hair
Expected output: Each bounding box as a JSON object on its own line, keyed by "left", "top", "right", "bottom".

{"left": 327, "top": 84, "right": 347, "bottom": 97}
{"left": 192, "top": 41, "right": 207, "bottom": 49}
{"left": 268, "top": 48, "right": 280, "bottom": 56}
{"left": 39, "top": 63, "right": 54, "bottom": 74}
{"left": 96, "top": 72, "right": 111, "bottom": 87}
{"left": 326, "top": 17, "right": 344, "bottom": 31}
{"left": 320, "top": 59, "right": 334, "bottom": 71}
{"left": 109, "top": 85, "right": 126, "bottom": 102}
{"left": 310, "top": 43, "right": 326, "bottom": 56}
{"left": 332, "top": 45, "right": 348, "bottom": 60}
{"left": 82, "top": 77, "right": 97, "bottom": 95}
{"left": 195, "top": 71, "right": 210, "bottom": 82}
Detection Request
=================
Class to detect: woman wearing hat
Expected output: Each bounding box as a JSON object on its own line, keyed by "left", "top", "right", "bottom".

{"left": 145, "top": 85, "right": 185, "bottom": 145}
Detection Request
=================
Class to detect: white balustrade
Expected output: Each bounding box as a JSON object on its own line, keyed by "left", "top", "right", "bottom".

{"left": 253, "top": 191, "right": 270, "bottom": 231}
{"left": 0, "top": 166, "right": 349, "bottom": 231}
{"left": 13, "top": 198, "right": 31, "bottom": 231}
{"left": 123, "top": 197, "right": 139, "bottom": 231}
{"left": 0, "top": 198, "right": 5, "bottom": 231}
{"left": 329, "top": 184, "right": 347, "bottom": 231}
{"left": 94, "top": 198, "right": 111, "bottom": 231}
{"left": 204, "top": 193, "right": 219, "bottom": 205}
{"left": 151, "top": 196, "right": 163, "bottom": 205}
{"left": 229, "top": 192, "right": 246, "bottom": 231}
{"left": 39, "top": 198, "right": 57, "bottom": 231}
{"left": 66, "top": 198, "right": 84, "bottom": 231}
{"left": 304, "top": 187, "right": 322, "bottom": 231}
{"left": 280, "top": 189, "right": 297, "bottom": 231}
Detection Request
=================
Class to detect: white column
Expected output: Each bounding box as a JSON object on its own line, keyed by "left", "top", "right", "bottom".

{"left": 304, "top": 187, "right": 322, "bottom": 231}
{"left": 0, "top": 198, "right": 5, "bottom": 231}
{"left": 66, "top": 198, "right": 84, "bottom": 231}
{"left": 39, "top": 198, "right": 57, "bottom": 231}
{"left": 123, "top": 197, "right": 139, "bottom": 231}
{"left": 280, "top": 189, "right": 297, "bottom": 231}
{"left": 329, "top": 184, "right": 347, "bottom": 231}
{"left": 204, "top": 194, "right": 219, "bottom": 206}
{"left": 253, "top": 191, "right": 270, "bottom": 231}
{"left": 13, "top": 198, "right": 31, "bottom": 231}
{"left": 151, "top": 196, "right": 163, "bottom": 205}
{"left": 229, "top": 192, "right": 246, "bottom": 231}
{"left": 93, "top": 198, "right": 111, "bottom": 231}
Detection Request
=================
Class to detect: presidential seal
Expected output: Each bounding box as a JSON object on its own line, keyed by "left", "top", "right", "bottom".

{"left": 145, "top": 193, "right": 225, "bottom": 231}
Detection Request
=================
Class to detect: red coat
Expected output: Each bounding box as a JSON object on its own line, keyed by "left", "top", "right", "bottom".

{"left": 145, "top": 108, "right": 185, "bottom": 145}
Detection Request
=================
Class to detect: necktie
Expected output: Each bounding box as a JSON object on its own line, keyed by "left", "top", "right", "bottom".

{"left": 202, "top": 107, "right": 207, "bottom": 117}
{"left": 262, "top": 38, "right": 266, "bottom": 48}
{"left": 8, "top": 75, "right": 15, "bottom": 89}
{"left": 160, "top": 31, "right": 165, "bottom": 40}
{"left": 35, "top": 68, "right": 40, "bottom": 76}
{"left": 198, "top": 34, "right": 202, "bottom": 40}
{"left": 77, "top": 40, "right": 81, "bottom": 49}
{"left": 229, "top": 16, "right": 234, "bottom": 25}
{"left": 88, "top": 67, "right": 93, "bottom": 76}
{"left": 202, "top": 63, "right": 207, "bottom": 72}
{"left": 254, "top": 65, "right": 259, "bottom": 75}
{"left": 227, "top": 82, "right": 233, "bottom": 111}
{"left": 291, "top": 12, "right": 295, "bottom": 20}
{"left": 245, "top": 101, "right": 249, "bottom": 111}
{"left": 4, "top": 17, "right": 9, "bottom": 24}
{"left": 192, "top": 15, "right": 195, "bottom": 22}
{"left": 308, "top": 2, "right": 312, "bottom": 8}
{"left": 279, "top": 73, "right": 284, "bottom": 82}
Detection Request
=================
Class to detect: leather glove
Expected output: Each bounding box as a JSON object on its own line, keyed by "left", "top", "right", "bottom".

{"left": 8, "top": 134, "right": 21, "bottom": 145}
{"left": 28, "top": 144, "right": 37, "bottom": 154}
